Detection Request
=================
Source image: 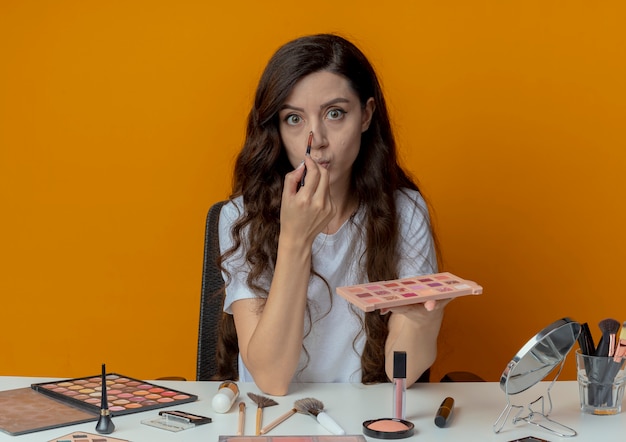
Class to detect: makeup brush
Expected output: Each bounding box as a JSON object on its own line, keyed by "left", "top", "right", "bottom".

{"left": 95, "top": 363, "right": 115, "bottom": 434}
{"left": 300, "top": 131, "right": 313, "bottom": 187}
{"left": 578, "top": 322, "right": 599, "bottom": 406}
{"left": 260, "top": 407, "right": 297, "bottom": 434}
{"left": 595, "top": 318, "right": 620, "bottom": 357}
{"left": 591, "top": 319, "right": 621, "bottom": 406}
{"left": 613, "top": 322, "right": 626, "bottom": 362}
{"left": 247, "top": 392, "right": 278, "bottom": 435}
{"left": 595, "top": 322, "right": 626, "bottom": 406}
{"left": 237, "top": 401, "right": 246, "bottom": 435}
{"left": 294, "top": 397, "right": 345, "bottom": 435}
{"left": 577, "top": 322, "right": 595, "bottom": 356}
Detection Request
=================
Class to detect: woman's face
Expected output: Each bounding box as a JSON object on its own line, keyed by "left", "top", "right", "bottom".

{"left": 278, "top": 70, "right": 374, "bottom": 191}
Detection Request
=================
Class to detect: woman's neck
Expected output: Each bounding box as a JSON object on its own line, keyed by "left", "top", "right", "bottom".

{"left": 325, "top": 185, "right": 358, "bottom": 235}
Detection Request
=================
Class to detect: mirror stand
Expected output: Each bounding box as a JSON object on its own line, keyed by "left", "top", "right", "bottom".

{"left": 493, "top": 354, "right": 577, "bottom": 437}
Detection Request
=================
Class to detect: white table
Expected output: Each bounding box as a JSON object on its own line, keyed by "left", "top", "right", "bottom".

{"left": 0, "top": 377, "right": 624, "bottom": 441}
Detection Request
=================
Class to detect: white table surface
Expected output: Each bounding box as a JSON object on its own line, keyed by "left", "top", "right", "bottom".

{"left": 0, "top": 377, "right": 624, "bottom": 441}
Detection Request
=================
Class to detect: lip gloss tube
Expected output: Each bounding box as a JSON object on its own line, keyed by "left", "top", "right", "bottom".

{"left": 393, "top": 351, "right": 407, "bottom": 420}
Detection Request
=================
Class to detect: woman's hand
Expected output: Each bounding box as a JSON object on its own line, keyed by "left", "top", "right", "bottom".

{"left": 385, "top": 298, "right": 451, "bottom": 386}
{"left": 380, "top": 298, "right": 451, "bottom": 317}
{"left": 280, "top": 157, "right": 336, "bottom": 246}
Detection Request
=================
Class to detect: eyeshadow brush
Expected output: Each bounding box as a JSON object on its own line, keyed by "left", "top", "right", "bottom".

{"left": 596, "top": 322, "right": 626, "bottom": 406}
{"left": 577, "top": 322, "right": 595, "bottom": 356}
{"left": 294, "top": 397, "right": 345, "bottom": 435}
{"left": 95, "top": 363, "right": 115, "bottom": 434}
{"left": 237, "top": 401, "right": 246, "bottom": 435}
{"left": 299, "top": 131, "right": 313, "bottom": 188}
{"left": 260, "top": 407, "right": 297, "bottom": 434}
{"left": 595, "top": 318, "right": 620, "bottom": 357}
{"left": 591, "top": 319, "right": 621, "bottom": 406}
{"left": 247, "top": 392, "right": 278, "bottom": 435}
{"left": 578, "top": 322, "right": 598, "bottom": 405}
{"left": 613, "top": 322, "right": 626, "bottom": 362}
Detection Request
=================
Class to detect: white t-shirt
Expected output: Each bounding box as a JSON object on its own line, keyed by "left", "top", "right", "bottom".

{"left": 219, "top": 188, "right": 437, "bottom": 384}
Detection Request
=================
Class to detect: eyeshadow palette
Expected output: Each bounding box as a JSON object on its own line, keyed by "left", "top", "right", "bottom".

{"left": 0, "top": 387, "right": 97, "bottom": 436}
{"left": 218, "top": 437, "right": 367, "bottom": 442}
{"left": 336, "top": 272, "right": 482, "bottom": 312}
{"left": 31, "top": 373, "right": 197, "bottom": 416}
{"left": 48, "top": 431, "right": 129, "bottom": 442}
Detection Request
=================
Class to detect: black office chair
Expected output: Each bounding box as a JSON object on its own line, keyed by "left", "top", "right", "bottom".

{"left": 196, "top": 200, "right": 483, "bottom": 383}
{"left": 196, "top": 200, "right": 238, "bottom": 381}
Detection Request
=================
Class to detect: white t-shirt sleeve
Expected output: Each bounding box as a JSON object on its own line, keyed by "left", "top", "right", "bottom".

{"left": 218, "top": 198, "right": 261, "bottom": 314}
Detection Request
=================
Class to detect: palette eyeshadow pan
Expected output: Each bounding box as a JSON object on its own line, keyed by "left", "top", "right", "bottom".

{"left": 336, "top": 272, "right": 482, "bottom": 312}
{"left": 31, "top": 373, "right": 197, "bottom": 416}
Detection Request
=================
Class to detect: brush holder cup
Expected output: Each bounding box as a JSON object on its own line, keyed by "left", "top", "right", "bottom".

{"left": 576, "top": 350, "right": 626, "bottom": 415}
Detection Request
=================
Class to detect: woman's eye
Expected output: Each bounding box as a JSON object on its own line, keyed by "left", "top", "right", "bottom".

{"left": 326, "top": 108, "right": 346, "bottom": 120}
{"left": 285, "top": 114, "right": 302, "bottom": 125}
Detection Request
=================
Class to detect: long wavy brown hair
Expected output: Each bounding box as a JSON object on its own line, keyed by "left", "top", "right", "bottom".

{"left": 216, "top": 34, "right": 438, "bottom": 383}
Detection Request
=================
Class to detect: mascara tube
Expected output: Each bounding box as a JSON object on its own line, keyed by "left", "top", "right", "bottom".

{"left": 393, "top": 351, "right": 407, "bottom": 420}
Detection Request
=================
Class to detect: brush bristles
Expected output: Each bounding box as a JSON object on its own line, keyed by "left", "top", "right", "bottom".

{"left": 294, "top": 397, "right": 324, "bottom": 416}
{"left": 600, "top": 318, "right": 621, "bottom": 334}
{"left": 247, "top": 392, "right": 278, "bottom": 408}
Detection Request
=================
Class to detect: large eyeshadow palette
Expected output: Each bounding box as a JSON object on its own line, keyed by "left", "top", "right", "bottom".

{"left": 31, "top": 373, "right": 197, "bottom": 416}
{"left": 49, "top": 431, "right": 129, "bottom": 442}
{"left": 219, "top": 437, "right": 367, "bottom": 442}
{"left": 336, "top": 272, "right": 482, "bottom": 312}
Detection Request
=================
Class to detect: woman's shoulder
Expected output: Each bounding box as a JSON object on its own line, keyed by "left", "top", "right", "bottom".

{"left": 220, "top": 196, "right": 244, "bottom": 221}
{"left": 394, "top": 188, "right": 427, "bottom": 211}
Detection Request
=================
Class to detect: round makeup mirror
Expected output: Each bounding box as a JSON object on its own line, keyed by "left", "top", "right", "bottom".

{"left": 494, "top": 317, "right": 581, "bottom": 437}
{"left": 500, "top": 317, "right": 581, "bottom": 395}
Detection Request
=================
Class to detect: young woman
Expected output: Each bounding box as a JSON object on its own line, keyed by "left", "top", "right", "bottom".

{"left": 218, "top": 33, "right": 448, "bottom": 395}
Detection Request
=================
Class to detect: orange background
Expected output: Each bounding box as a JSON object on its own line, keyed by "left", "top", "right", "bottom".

{"left": 1, "top": 1, "right": 624, "bottom": 383}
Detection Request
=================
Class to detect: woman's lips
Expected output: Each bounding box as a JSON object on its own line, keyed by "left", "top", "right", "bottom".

{"left": 315, "top": 159, "right": 330, "bottom": 169}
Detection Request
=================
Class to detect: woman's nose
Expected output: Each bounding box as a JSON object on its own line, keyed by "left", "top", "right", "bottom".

{"left": 307, "top": 123, "right": 326, "bottom": 150}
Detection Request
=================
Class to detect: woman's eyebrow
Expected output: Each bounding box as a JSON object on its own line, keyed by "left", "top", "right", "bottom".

{"left": 279, "top": 97, "right": 352, "bottom": 113}
{"left": 319, "top": 97, "right": 350, "bottom": 108}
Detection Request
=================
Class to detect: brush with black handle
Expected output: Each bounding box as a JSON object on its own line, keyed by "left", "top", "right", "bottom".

{"left": 578, "top": 322, "right": 597, "bottom": 405}
{"left": 597, "top": 322, "right": 626, "bottom": 408}
{"left": 593, "top": 319, "right": 621, "bottom": 407}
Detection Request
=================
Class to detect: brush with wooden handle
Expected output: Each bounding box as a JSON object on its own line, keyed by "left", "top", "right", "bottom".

{"left": 614, "top": 323, "right": 626, "bottom": 362}
{"left": 247, "top": 392, "right": 278, "bottom": 435}
{"left": 260, "top": 407, "right": 297, "bottom": 435}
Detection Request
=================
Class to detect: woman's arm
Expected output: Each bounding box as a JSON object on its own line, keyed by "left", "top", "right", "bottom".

{"left": 384, "top": 190, "right": 447, "bottom": 385}
{"left": 384, "top": 300, "right": 447, "bottom": 386}
{"left": 231, "top": 158, "right": 335, "bottom": 395}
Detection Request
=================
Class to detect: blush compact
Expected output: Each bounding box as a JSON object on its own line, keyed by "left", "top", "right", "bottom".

{"left": 362, "top": 418, "right": 414, "bottom": 439}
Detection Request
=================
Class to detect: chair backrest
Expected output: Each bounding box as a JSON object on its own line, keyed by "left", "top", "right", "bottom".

{"left": 196, "top": 200, "right": 238, "bottom": 381}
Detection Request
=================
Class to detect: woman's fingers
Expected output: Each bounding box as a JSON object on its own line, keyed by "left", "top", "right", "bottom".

{"left": 280, "top": 157, "right": 334, "bottom": 243}
{"left": 381, "top": 298, "right": 452, "bottom": 317}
